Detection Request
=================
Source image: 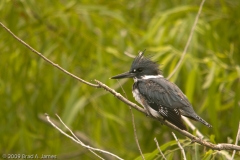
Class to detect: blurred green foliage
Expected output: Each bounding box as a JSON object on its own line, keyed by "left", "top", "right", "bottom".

{"left": 1, "top": 0, "right": 240, "bottom": 159}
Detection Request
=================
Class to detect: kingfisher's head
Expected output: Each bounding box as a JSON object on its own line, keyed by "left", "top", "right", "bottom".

{"left": 111, "top": 50, "right": 162, "bottom": 79}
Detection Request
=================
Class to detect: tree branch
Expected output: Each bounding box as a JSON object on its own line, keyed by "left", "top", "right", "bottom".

{"left": 182, "top": 117, "right": 203, "bottom": 138}
{"left": 166, "top": 0, "right": 207, "bottom": 142}
{"left": 117, "top": 81, "right": 145, "bottom": 160}
{"left": 38, "top": 114, "right": 115, "bottom": 160}
{"left": 46, "top": 114, "right": 123, "bottom": 160}
{"left": 167, "top": 0, "right": 206, "bottom": 80}
{"left": 172, "top": 132, "right": 186, "bottom": 160}
{"left": 154, "top": 137, "right": 167, "bottom": 160}
{"left": 231, "top": 121, "right": 240, "bottom": 160}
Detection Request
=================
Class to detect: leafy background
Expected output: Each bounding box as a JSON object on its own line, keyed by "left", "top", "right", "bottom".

{"left": 1, "top": 0, "right": 240, "bottom": 159}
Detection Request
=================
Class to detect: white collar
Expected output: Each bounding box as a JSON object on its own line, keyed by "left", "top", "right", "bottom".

{"left": 141, "top": 75, "right": 163, "bottom": 79}
{"left": 134, "top": 75, "right": 163, "bottom": 82}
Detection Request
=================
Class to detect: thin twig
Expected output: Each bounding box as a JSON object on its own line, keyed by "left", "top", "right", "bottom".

{"left": 124, "top": 51, "right": 135, "bottom": 58}
{"left": 130, "top": 110, "right": 145, "bottom": 160}
{"left": 231, "top": 121, "right": 240, "bottom": 160}
{"left": 167, "top": 0, "right": 207, "bottom": 137}
{"left": 46, "top": 114, "right": 104, "bottom": 159}
{"left": 45, "top": 113, "right": 123, "bottom": 160}
{"left": 167, "top": 0, "right": 206, "bottom": 79}
{"left": 55, "top": 114, "right": 82, "bottom": 142}
{"left": 0, "top": 22, "right": 99, "bottom": 88}
{"left": 154, "top": 138, "right": 167, "bottom": 160}
{"left": 217, "top": 150, "right": 232, "bottom": 160}
{"left": 38, "top": 114, "right": 114, "bottom": 160}
{"left": 54, "top": 114, "right": 105, "bottom": 160}
{"left": 172, "top": 132, "right": 186, "bottom": 160}
{"left": 117, "top": 80, "right": 145, "bottom": 160}
{"left": 182, "top": 117, "right": 203, "bottom": 138}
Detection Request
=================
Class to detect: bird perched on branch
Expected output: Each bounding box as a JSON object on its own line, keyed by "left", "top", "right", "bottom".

{"left": 111, "top": 51, "right": 212, "bottom": 130}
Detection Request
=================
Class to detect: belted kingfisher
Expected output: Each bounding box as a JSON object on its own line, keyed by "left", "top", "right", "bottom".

{"left": 111, "top": 51, "right": 212, "bottom": 130}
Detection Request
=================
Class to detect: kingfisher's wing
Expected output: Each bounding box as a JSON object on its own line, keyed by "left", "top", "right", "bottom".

{"left": 137, "top": 78, "right": 193, "bottom": 109}
{"left": 137, "top": 78, "right": 212, "bottom": 129}
{"left": 137, "top": 78, "right": 192, "bottom": 130}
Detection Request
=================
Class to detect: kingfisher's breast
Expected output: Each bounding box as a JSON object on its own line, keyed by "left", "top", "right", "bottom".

{"left": 132, "top": 88, "right": 143, "bottom": 106}
{"left": 132, "top": 83, "right": 161, "bottom": 118}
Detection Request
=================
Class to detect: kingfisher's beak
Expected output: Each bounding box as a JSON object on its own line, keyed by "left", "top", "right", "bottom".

{"left": 111, "top": 71, "right": 135, "bottom": 79}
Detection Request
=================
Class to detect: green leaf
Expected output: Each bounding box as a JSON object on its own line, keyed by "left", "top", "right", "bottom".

{"left": 185, "top": 65, "right": 197, "bottom": 102}
{"left": 202, "top": 63, "right": 215, "bottom": 89}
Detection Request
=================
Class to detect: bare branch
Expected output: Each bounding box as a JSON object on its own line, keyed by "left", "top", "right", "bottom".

{"left": 167, "top": 0, "right": 206, "bottom": 79}
{"left": 166, "top": 0, "right": 207, "bottom": 142}
{"left": 38, "top": 114, "right": 114, "bottom": 160}
{"left": 45, "top": 114, "right": 123, "bottom": 160}
{"left": 172, "top": 132, "right": 186, "bottom": 160}
{"left": 54, "top": 114, "right": 106, "bottom": 160}
{"left": 182, "top": 117, "right": 203, "bottom": 138}
{"left": 124, "top": 51, "right": 135, "bottom": 58}
{"left": 154, "top": 137, "right": 167, "bottom": 160}
{"left": 95, "top": 80, "right": 147, "bottom": 114}
{"left": 231, "top": 121, "right": 240, "bottom": 160}
{"left": 129, "top": 107, "right": 145, "bottom": 160}
{"left": 46, "top": 113, "right": 104, "bottom": 159}
{"left": 117, "top": 81, "right": 145, "bottom": 160}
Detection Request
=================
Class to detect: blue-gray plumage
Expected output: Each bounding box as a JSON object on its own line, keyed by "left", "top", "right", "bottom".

{"left": 111, "top": 51, "right": 212, "bottom": 130}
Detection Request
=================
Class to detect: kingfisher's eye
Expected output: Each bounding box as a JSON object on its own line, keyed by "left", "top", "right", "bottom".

{"left": 132, "top": 68, "right": 143, "bottom": 73}
{"left": 137, "top": 68, "right": 143, "bottom": 72}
